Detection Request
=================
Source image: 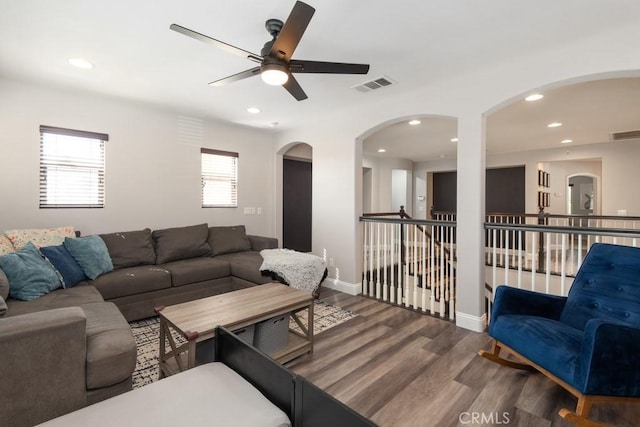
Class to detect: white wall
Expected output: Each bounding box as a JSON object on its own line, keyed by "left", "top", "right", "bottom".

{"left": 0, "top": 78, "right": 276, "bottom": 236}
{"left": 547, "top": 160, "right": 601, "bottom": 215}
{"left": 361, "top": 155, "right": 413, "bottom": 215}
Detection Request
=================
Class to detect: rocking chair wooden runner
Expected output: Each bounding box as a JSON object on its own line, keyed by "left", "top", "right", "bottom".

{"left": 479, "top": 243, "right": 640, "bottom": 426}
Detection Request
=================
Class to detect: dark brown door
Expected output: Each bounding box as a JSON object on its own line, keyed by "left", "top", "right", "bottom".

{"left": 283, "top": 158, "right": 312, "bottom": 252}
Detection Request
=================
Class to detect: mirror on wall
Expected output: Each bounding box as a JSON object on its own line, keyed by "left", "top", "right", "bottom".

{"left": 567, "top": 174, "right": 596, "bottom": 215}
{"left": 391, "top": 169, "right": 408, "bottom": 213}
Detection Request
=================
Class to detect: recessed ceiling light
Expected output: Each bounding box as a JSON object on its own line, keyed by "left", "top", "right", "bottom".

{"left": 439, "top": 154, "right": 446, "bottom": 158}
{"left": 247, "top": 107, "right": 261, "bottom": 114}
{"left": 68, "top": 58, "right": 94, "bottom": 69}
{"left": 547, "top": 122, "right": 562, "bottom": 128}
{"left": 525, "top": 93, "right": 544, "bottom": 102}
{"left": 377, "top": 149, "right": 386, "bottom": 153}
{"left": 561, "top": 139, "right": 573, "bottom": 144}
{"left": 450, "top": 137, "right": 458, "bottom": 142}
{"left": 408, "top": 119, "right": 421, "bottom": 126}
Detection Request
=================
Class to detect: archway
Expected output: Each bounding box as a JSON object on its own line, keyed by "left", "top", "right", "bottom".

{"left": 567, "top": 173, "right": 599, "bottom": 215}
{"left": 360, "top": 114, "right": 458, "bottom": 219}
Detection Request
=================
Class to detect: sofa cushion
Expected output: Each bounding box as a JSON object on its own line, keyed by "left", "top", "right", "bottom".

{"left": 90, "top": 265, "right": 172, "bottom": 300}
{"left": 0, "top": 242, "right": 62, "bottom": 301}
{"left": 161, "top": 257, "right": 231, "bottom": 287}
{"left": 40, "top": 244, "right": 88, "bottom": 288}
{"left": 208, "top": 225, "right": 252, "bottom": 256}
{"left": 490, "top": 314, "right": 582, "bottom": 386}
{"left": 81, "top": 302, "right": 137, "bottom": 390}
{"left": 4, "top": 284, "right": 103, "bottom": 317}
{"left": 4, "top": 226, "right": 76, "bottom": 250}
{"left": 0, "top": 268, "right": 9, "bottom": 300}
{"left": 100, "top": 229, "right": 156, "bottom": 269}
{"left": 152, "top": 223, "right": 211, "bottom": 264}
{"left": 215, "top": 251, "right": 272, "bottom": 284}
{"left": 64, "top": 236, "right": 114, "bottom": 280}
{"left": 0, "top": 233, "right": 14, "bottom": 256}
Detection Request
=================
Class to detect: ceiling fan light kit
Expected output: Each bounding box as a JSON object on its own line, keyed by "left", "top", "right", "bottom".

{"left": 170, "top": 1, "right": 370, "bottom": 101}
{"left": 261, "top": 63, "right": 289, "bottom": 86}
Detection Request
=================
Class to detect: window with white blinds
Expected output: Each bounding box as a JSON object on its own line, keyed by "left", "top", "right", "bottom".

{"left": 39, "top": 125, "right": 107, "bottom": 208}
{"left": 201, "top": 148, "right": 238, "bottom": 208}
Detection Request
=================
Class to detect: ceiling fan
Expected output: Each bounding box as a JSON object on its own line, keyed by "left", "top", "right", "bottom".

{"left": 170, "top": 1, "right": 370, "bottom": 101}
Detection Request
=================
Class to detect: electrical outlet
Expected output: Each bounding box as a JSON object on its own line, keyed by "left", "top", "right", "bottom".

{"left": 257, "top": 207, "right": 262, "bottom": 215}
{"left": 329, "top": 258, "right": 334, "bottom": 267}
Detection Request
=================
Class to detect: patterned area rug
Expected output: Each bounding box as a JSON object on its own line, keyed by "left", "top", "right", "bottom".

{"left": 130, "top": 300, "right": 357, "bottom": 389}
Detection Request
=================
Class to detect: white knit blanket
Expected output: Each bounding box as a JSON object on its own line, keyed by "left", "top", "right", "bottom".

{"left": 259, "top": 249, "right": 326, "bottom": 294}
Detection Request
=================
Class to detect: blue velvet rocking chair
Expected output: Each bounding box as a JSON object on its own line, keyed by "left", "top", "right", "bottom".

{"left": 479, "top": 243, "right": 640, "bottom": 426}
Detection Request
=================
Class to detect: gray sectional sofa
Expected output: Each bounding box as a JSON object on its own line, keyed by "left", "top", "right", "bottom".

{"left": 0, "top": 223, "right": 277, "bottom": 427}
{"left": 90, "top": 223, "right": 277, "bottom": 321}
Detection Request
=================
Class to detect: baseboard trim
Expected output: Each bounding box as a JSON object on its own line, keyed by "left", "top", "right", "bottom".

{"left": 321, "top": 279, "right": 361, "bottom": 296}
{"left": 456, "top": 311, "right": 487, "bottom": 332}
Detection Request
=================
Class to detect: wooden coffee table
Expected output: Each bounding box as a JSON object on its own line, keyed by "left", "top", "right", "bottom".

{"left": 155, "top": 282, "right": 314, "bottom": 377}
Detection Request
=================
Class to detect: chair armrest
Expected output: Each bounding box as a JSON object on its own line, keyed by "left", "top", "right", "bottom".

{"left": 491, "top": 285, "right": 567, "bottom": 321}
{"left": 0, "top": 307, "right": 88, "bottom": 425}
{"left": 575, "top": 318, "right": 640, "bottom": 396}
{"left": 248, "top": 235, "right": 279, "bottom": 251}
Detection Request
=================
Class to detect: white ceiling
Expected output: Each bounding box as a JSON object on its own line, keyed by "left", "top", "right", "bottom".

{"left": 364, "top": 78, "right": 640, "bottom": 162}
{"left": 2, "top": 0, "right": 640, "bottom": 160}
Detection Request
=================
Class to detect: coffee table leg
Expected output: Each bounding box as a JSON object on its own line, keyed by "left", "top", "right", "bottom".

{"left": 308, "top": 301, "right": 314, "bottom": 355}
{"left": 158, "top": 318, "right": 167, "bottom": 379}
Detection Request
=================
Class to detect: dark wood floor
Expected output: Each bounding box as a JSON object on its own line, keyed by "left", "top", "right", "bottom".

{"left": 286, "top": 289, "right": 640, "bottom": 427}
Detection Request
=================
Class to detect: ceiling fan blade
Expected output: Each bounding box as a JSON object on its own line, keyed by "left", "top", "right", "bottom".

{"left": 283, "top": 75, "right": 308, "bottom": 101}
{"left": 170, "top": 24, "right": 262, "bottom": 63}
{"left": 209, "top": 67, "right": 261, "bottom": 87}
{"left": 270, "top": 1, "right": 315, "bottom": 60}
{"left": 290, "top": 60, "right": 370, "bottom": 74}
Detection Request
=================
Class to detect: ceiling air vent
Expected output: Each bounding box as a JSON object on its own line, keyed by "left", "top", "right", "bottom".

{"left": 610, "top": 130, "right": 640, "bottom": 142}
{"left": 352, "top": 76, "right": 395, "bottom": 93}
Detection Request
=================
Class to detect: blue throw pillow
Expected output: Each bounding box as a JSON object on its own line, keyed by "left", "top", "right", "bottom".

{"left": 40, "top": 244, "right": 88, "bottom": 288}
{"left": 64, "top": 236, "right": 114, "bottom": 280}
{"left": 0, "top": 242, "right": 62, "bottom": 301}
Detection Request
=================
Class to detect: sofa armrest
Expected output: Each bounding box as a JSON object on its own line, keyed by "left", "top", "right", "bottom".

{"left": 248, "top": 235, "right": 279, "bottom": 251}
{"left": 575, "top": 318, "right": 640, "bottom": 396}
{"left": 491, "top": 285, "right": 567, "bottom": 321}
{"left": 0, "top": 307, "right": 88, "bottom": 426}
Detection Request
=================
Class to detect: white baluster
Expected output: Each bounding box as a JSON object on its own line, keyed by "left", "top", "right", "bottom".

{"left": 504, "top": 229, "right": 510, "bottom": 286}
{"left": 560, "top": 233, "right": 567, "bottom": 296}
{"left": 376, "top": 222, "right": 381, "bottom": 299}
{"left": 492, "top": 229, "right": 497, "bottom": 291}
{"left": 413, "top": 224, "right": 419, "bottom": 309}
{"left": 390, "top": 224, "right": 395, "bottom": 304}
{"left": 421, "top": 224, "right": 426, "bottom": 312}
{"left": 430, "top": 225, "right": 435, "bottom": 314}
{"left": 531, "top": 232, "right": 537, "bottom": 292}
{"left": 367, "top": 223, "right": 375, "bottom": 297}
{"left": 439, "top": 225, "right": 445, "bottom": 317}
{"left": 545, "top": 233, "right": 551, "bottom": 294}
{"left": 363, "top": 221, "right": 368, "bottom": 293}
{"left": 382, "top": 223, "right": 387, "bottom": 301}
{"left": 404, "top": 224, "right": 410, "bottom": 307}
{"left": 517, "top": 230, "right": 523, "bottom": 288}
{"left": 397, "top": 223, "right": 403, "bottom": 304}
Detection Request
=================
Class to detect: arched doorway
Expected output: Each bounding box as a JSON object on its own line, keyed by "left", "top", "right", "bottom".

{"left": 282, "top": 143, "right": 312, "bottom": 252}
{"left": 567, "top": 173, "right": 599, "bottom": 215}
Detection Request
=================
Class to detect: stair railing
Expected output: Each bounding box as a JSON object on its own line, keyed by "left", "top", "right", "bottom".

{"left": 360, "top": 208, "right": 457, "bottom": 319}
